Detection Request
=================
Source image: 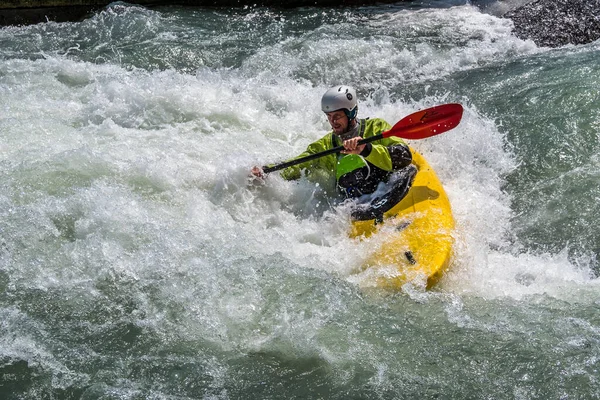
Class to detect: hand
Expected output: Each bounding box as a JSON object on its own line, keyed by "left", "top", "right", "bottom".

{"left": 250, "top": 166, "right": 265, "bottom": 179}
{"left": 341, "top": 137, "right": 365, "bottom": 155}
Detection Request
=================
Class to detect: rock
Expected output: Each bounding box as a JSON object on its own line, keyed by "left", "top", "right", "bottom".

{"left": 504, "top": 0, "right": 600, "bottom": 47}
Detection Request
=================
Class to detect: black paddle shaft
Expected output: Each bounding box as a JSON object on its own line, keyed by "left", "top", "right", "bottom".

{"left": 262, "top": 133, "right": 384, "bottom": 174}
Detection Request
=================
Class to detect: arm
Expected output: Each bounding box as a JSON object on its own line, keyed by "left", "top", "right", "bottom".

{"left": 279, "top": 134, "right": 332, "bottom": 180}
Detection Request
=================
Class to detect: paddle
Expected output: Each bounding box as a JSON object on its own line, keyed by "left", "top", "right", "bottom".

{"left": 262, "top": 103, "right": 463, "bottom": 174}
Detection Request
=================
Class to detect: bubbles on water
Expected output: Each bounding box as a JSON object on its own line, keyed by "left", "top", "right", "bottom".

{"left": 0, "top": 5, "right": 597, "bottom": 365}
{"left": 3, "top": 4, "right": 600, "bottom": 398}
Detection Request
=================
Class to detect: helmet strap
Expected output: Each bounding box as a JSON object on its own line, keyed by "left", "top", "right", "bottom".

{"left": 344, "top": 106, "right": 358, "bottom": 121}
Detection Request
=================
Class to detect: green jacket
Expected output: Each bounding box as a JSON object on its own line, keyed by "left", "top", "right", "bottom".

{"left": 279, "top": 118, "right": 412, "bottom": 191}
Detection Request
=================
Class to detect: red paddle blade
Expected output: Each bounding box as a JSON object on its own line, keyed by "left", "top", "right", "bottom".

{"left": 383, "top": 103, "right": 464, "bottom": 140}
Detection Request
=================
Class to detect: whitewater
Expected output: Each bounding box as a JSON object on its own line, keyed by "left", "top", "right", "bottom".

{"left": 1, "top": 2, "right": 599, "bottom": 398}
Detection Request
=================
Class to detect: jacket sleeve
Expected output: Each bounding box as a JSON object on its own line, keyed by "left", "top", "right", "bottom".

{"left": 278, "top": 134, "right": 331, "bottom": 180}
{"left": 360, "top": 118, "right": 412, "bottom": 171}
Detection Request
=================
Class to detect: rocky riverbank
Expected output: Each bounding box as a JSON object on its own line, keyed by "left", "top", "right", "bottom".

{"left": 505, "top": 0, "right": 600, "bottom": 47}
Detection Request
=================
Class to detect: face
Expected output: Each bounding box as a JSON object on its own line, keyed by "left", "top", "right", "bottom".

{"left": 325, "top": 110, "right": 349, "bottom": 135}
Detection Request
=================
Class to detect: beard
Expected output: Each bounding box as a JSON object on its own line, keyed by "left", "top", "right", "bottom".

{"left": 337, "top": 119, "right": 359, "bottom": 141}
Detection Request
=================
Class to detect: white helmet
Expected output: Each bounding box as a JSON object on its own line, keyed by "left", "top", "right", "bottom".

{"left": 321, "top": 85, "right": 358, "bottom": 119}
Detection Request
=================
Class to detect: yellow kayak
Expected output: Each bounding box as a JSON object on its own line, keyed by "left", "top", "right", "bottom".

{"left": 349, "top": 148, "right": 454, "bottom": 289}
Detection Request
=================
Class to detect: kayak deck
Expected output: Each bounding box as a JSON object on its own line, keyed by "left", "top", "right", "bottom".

{"left": 349, "top": 148, "right": 454, "bottom": 289}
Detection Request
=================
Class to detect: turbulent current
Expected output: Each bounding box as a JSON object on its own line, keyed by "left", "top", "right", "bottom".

{"left": 1, "top": 1, "right": 599, "bottom": 398}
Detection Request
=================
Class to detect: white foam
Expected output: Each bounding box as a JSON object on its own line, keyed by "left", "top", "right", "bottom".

{"left": 0, "top": 4, "right": 595, "bottom": 314}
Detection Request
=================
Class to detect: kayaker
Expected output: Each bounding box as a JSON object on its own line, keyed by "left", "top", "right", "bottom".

{"left": 251, "top": 85, "right": 412, "bottom": 198}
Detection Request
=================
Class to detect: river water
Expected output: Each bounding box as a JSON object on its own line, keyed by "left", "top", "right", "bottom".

{"left": 1, "top": 1, "right": 599, "bottom": 399}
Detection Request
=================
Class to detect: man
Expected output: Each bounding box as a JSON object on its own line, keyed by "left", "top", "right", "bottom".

{"left": 252, "top": 85, "right": 412, "bottom": 198}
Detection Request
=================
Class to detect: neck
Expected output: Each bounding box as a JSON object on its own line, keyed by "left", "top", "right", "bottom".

{"left": 338, "top": 119, "right": 359, "bottom": 141}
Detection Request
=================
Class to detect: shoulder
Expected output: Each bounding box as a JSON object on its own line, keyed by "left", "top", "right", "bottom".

{"left": 365, "top": 117, "right": 389, "bottom": 124}
{"left": 364, "top": 116, "right": 390, "bottom": 125}
{"left": 363, "top": 117, "right": 392, "bottom": 132}
{"left": 306, "top": 131, "right": 334, "bottom": 151}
